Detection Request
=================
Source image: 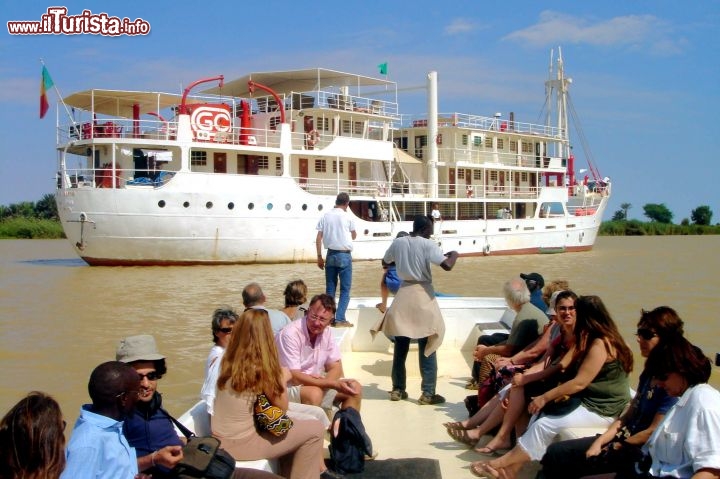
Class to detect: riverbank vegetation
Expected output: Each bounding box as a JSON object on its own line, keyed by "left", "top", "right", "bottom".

{"left": 1, "top": 196, "right": 717, "bottom": 239}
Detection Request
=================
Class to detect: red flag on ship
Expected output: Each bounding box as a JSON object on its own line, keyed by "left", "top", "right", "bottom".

{"left": 40, "top": 65, "right": 54, "bottom": 119}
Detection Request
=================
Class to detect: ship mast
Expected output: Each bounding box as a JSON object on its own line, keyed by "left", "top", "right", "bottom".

{"left": 545, "top": 47, "right": 571, "bottom": 160}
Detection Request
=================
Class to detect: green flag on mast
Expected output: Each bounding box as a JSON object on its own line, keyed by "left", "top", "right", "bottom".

{"left": 378, "top": 62, "right": 388, "bottom": 75}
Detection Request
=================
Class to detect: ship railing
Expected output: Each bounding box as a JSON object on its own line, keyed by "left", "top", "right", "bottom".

{"left": 429, "top": 146, "right": 565, "bottom": 170}
{"left": 402, "top": 113, "right": 564, "bottom": 138}
{"left": 56, "top": 165, "right": 175, "bottom": 190}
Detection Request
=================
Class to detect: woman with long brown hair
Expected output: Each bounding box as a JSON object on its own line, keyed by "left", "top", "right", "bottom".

{"left": 0, "top": 391, "right": 66, "bottom": 479}
{"left": 212, "top": 309, "right": 327, "bottom": 479}
{"left": 471, "top": 295, "right": 634, "bottom": 478}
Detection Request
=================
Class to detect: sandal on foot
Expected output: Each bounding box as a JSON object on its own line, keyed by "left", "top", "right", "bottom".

{"left": 446, "top": 427, "right": 477, "bottom": 447}
{"left": 443, "top": 421, "right": 467, "bottom": 430}
{"left": 375, "top": 303, "right": 386, "bottom": 313}
{"left": 470, "top": 462, "right": 501, "bottom": 479}
{"left": 474, "top": 445, "right": 510, "bottom": 456}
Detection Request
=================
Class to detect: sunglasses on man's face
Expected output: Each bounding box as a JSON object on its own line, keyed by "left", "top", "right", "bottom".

{"left": 636, "top": 328, "right": 657, "bottom": 341}
{"left": 218, "top": 327, "right": 233, "bottom": 334}
{"left": 137, "top": 371, "right": 160, "bottom": 381}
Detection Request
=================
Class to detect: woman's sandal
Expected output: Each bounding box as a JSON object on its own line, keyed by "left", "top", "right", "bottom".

{"left": 470, "top": 461, "right": 502, "bottom": 479}
{"left": 442, "top": 421, "right": 467, "bottom": 430}
{"left": 474, "top": 445, "right": 510, "bottom": 456}
{"left": 445, "top": 427, "right": 477, "bottom": 446}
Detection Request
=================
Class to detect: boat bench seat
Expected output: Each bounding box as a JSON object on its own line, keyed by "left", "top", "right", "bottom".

{"left": 176, "top": 400, "right": 279, "bottom": 473}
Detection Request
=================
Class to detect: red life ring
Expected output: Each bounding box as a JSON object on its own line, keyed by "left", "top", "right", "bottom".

{"left": 306, "top": 129, "right": 319, "bottom": 148}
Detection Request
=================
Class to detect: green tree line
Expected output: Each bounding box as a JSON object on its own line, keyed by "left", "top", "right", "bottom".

{"left": 0, "top": 194, "right": 65, "bottom": 239}
{"left": 601, "top": 202, "right": 719, "bottom": 235}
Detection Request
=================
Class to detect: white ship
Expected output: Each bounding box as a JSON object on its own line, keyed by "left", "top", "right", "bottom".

{"left": 54, "top": 50, "right": 609, "bottom": 265}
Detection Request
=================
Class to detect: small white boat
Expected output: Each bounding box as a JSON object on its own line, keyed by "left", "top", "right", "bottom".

{"left": 53, "top": 48, "right": 609, "bottom": 265}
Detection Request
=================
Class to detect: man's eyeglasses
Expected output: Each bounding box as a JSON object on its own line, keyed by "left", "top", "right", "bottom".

{"left": 115, "top": 390, "right": 141, "bottom": 399}
{"left": 636, "top": 328, "right": 657, "bottom": 341}
{"left": 308, "top": 311, "right": 334, "bottom": 323}
{"left": 137, "top": 371, "right": 160, "bottom": 381}
{"left": 218, "top": 327, "right": 233, "bottom": 334}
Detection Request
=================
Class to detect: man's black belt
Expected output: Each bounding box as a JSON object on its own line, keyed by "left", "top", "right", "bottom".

{"left": 327, "top": 249, "right": 351, "bottom": 253}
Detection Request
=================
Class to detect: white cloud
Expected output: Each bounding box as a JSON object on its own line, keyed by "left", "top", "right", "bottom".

{"left": 503, "top": 11, "right": 684, "bottom": 55}
{"left": 445, "top": 18, "right": 475, "bottom": 35}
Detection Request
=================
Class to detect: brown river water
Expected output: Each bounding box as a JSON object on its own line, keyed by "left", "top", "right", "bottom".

{"left": 1, "top": 236, "right": 719, "bottom": 421}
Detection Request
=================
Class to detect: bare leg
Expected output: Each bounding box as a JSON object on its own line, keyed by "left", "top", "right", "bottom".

{"left": 376, "top": 273, "right": 389, "bottom": 312}
{"left": 444, "top": 394, "right": 501, "bottom": 431}
{"left": 477, "top": 386, "right": 525, "bottom": 453}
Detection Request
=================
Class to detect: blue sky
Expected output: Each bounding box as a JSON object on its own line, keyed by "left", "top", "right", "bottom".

{"left": 2, "top": 1, "right": 718, "bottom": 222}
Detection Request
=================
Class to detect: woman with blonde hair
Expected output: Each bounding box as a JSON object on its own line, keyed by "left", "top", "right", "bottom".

{"left": 212, "top": 309, "right": 330, "bottom": 479}
{"left": 0, "top": 391, "right": 66, "bottom": 479}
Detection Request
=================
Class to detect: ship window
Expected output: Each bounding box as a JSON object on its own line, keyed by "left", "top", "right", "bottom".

{"left": 248, "top": 203, "right": 254, "bottom": 210}
{"left": 276, "top": 158, "right": 282, "bottom": 170}
{"left": 485, "top": 137, "right": 492, "bottom": 148}
{"left": 318, "top": 204, "right": 323, "bottom": 211}
{"left": 191, "top": 151, "right": 207, "bottom": 166}
{"left": 257, "top": 157, "right": 269, "bottom": 169}
{"left": 285, "top": 203, "right": 291, "bottom": 211}
{"left": 302, "top": 204, "right": 308, "bottom": 211}
{"left": 522, "top": 141, "right": 533, "bottom": 153}
{"left": 489, "top": 171, "right": 498, "bottom": 181}
{"left": 354, "top": 121, "right": 363, "bottom": 134}
{"left": 317, "top": 117, "right": 329, "bottom": 131}
{"left": 462, "top": 135, "right": 468, "bottom": 146}
{"left": 342, "top": 120, "right": 351, "bottom": 134}
{"left": 206, "top": 201, "right": 213, "bottom": 209}
{"left": 332, "top": 161, "right": 344, "bottom": 174}
{"left": 473, "top": 170, "right": 482, "bottom": 180}
{"left": 473, "top": 136, "right": 483, "bottom": 147}
{"left": 158, "top": 200, "right": 166, "bottom": 208}
{"left": 267, "top": 203, "right": 273, "bottom": 210}
{"left": 228, "top": 202, "right": 235, "bottom": 210}
{"left": 510, "top": 141, "right": 518, "bottom": 153}
{"left": 497, "top": 139, "right": 504, "bottom": 149}
{"left": 315, "top": 159, "right": 327, "bottom": 172}
{"left": 521, "top": 172, "right": 528, "bottom": 182}
{"left": 458, "top": 169, "right": 465, "bottom": 179}
{"left": 183, "top": 201, "right": 190, "bottom": 208}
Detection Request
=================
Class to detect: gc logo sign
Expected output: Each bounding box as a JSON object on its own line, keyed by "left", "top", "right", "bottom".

{"left": 190, "top": 104, "right": 231, "bottom": 141}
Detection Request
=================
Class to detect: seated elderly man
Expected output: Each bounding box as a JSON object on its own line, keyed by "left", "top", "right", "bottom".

{"left": 276, "top": 293, "right": 362, "bottom": 412}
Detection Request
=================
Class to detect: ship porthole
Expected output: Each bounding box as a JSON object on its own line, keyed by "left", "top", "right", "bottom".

{"left": 318, "top": 204, "right": 323, "bottom": 211}
{"left": 206, "top": 201, "right": 213, "bottom": 209}
{"left": 285, "top": 203, "right": 291, "bottom": 211}
{"left": 228, "top": 202, "right": 235, "bottom": 210}
{"left": 158, "top": 200, "right": 166, "bottom": 208}
{"left": 302, "top": 204, "right": 308, "bottom": 211}
{"left": 183, "top": 201, "right": 190, "bottom": 208}
{"left": 267, "top": 203, "right": 274, "bottom": 210}
{"left": 248, "top": 203, "right": 255, "bottom": 210}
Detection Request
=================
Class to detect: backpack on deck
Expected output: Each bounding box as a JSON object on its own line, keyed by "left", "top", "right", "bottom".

{"left": 328, "top": 407, "right": 373, "bottom": 474}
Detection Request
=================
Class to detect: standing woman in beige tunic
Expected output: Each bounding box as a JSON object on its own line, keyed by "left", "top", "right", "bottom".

{"left": 372, "top": 215, "right": 459, "bottom": 405}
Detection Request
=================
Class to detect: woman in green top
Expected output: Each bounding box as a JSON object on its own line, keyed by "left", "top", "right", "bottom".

{"left": 471, "top": 295, "right": 634, "bottom": 479}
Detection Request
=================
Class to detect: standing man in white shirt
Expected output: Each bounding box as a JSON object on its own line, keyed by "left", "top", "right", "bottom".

{"left": 316, "top": 192, "right": 357, "bottom": 327}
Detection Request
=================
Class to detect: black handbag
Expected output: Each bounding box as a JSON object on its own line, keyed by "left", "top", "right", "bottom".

{"left": 163, "top": 408, "right": 236, "bottom": 479}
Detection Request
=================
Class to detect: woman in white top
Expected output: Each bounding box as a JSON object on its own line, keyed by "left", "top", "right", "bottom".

{"left": 201, "top": 307, "right": 239, "bottom": 414}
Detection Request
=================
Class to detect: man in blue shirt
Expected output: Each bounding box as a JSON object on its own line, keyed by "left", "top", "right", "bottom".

{"left": 62, "top": 361, "right": 147, "bottom": 479}
{"left": 520, "top": 272, "right": 548, "bottom": 313}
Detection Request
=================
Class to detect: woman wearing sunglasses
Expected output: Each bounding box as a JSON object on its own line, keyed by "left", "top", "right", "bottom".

{"left": 201, "top": 307, "right": 239, "bottom": 414}
{"left": 538, "top": 306, "right": 684, "bottom": 478}
{"left": 633, "top": 336, "right": 720, "bottom": 479}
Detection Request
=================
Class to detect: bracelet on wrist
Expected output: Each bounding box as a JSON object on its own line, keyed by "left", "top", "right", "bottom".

{"left": 151, "top": 450, "right": 157, "bottom": 467}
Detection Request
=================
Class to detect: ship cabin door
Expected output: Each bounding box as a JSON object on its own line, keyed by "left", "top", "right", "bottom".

{"left": 214, "top": 153, "right": 227, "bottom": 174}
{"left": 449, "top": 168, "right": 456, "bottom": 196}
{"left": 348, "top": 162, "right": 357, "bottom": 190}
{"left": 299, "top": 158, "right": 308, "bottom": 189}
